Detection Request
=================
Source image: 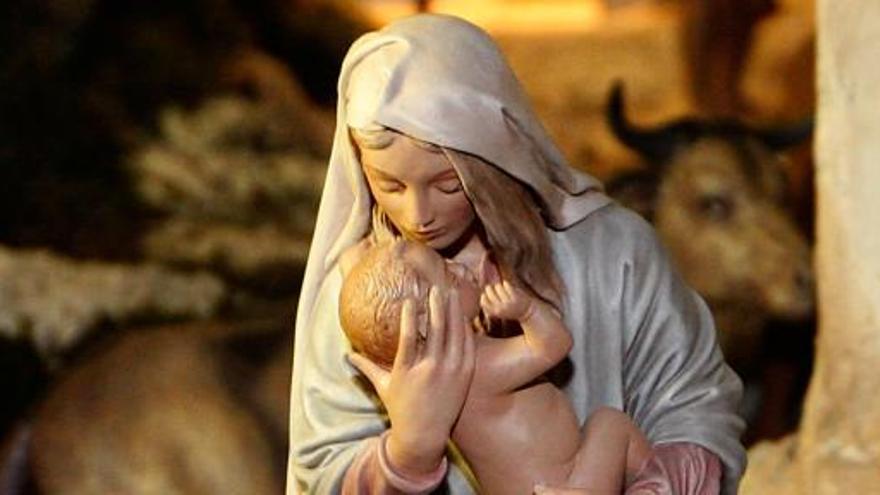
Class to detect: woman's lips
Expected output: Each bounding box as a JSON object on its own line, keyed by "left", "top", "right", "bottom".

{"left": 411, "top": 228, "right": 443, "bottom": 241}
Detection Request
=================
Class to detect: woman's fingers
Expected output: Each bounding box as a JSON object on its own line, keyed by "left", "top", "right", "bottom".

{"left": 347, "top": 352, "right": 390, "bottom": 394}
{"left": 395, "top": 298, "right": 419, "bottom": 369}
{"left": 461, "top": 294, "right": 476, "bottom": 373}
{"left": 445, "top": 289, "right": 465, "bottom": 360}
{"left": 426, "top": 286, "right": 446, "bottom": 358}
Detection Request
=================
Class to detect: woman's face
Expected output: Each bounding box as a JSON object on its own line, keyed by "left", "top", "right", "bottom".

{"left": 360, "top": 133, "right": 476, "bottom": 251}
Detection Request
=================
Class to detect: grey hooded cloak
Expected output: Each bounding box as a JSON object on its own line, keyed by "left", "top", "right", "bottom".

{"left": 288, "top": 14, "right": 745, "bottom": 495}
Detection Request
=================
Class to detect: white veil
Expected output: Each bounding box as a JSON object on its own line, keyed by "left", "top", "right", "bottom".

{"left": 293, "top": 14, "right": 610, "bottom": 352}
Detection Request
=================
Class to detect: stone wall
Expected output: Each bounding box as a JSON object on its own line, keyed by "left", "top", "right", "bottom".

{"left": 741, "top": 2, "right": 880, "bottom": 493}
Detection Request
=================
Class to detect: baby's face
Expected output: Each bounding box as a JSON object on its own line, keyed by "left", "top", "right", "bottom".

{"left": 401, "top": 242, "right": 481, "bottom": 321}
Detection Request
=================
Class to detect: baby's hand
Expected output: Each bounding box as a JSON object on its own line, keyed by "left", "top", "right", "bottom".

{"left": 480, "top": 281, "right": 535, "bottom": 321}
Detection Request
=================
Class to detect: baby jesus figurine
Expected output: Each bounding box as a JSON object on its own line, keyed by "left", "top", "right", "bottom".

{"left": 340, "top": 239, "right": 653, "bottom": 494}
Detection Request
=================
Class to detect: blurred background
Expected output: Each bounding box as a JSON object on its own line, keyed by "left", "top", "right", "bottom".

{"left": 0, "top": 0, "right": 816, "bottom": 493}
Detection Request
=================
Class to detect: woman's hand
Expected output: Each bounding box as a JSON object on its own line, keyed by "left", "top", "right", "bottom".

{"left": 348, "top": 287, "right": 476, "bottom": 477}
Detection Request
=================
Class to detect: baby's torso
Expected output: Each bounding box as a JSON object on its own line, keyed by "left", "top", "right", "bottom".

{"left": 451, "top": 340, "right": 585, "bottom": 494}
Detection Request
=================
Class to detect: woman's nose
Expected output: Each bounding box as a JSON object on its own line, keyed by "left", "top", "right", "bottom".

{"left": 405, "top": 190, "right": 434, "bottom": 228}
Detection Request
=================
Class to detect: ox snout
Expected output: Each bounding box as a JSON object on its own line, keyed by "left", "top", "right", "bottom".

{"left": 762, "top": 258, "right": 815, "bottom": 321}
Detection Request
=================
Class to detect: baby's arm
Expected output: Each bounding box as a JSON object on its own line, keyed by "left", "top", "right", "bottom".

{"left": 477, "top": 281, "right": 573, "bottom": 393}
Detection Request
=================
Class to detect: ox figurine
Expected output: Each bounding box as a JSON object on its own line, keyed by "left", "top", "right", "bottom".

{"left": 7, "top": 321, "right": 292, "bottom": 495}
{"left": 604, "top": 83, "right": 814, "bottom": 438}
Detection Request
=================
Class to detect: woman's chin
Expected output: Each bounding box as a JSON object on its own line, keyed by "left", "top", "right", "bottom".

{"left": 404, "top": 231, "right": 450, "bottom": 250}
{"left": 425, "top": 229, "right": 475, "bottom": 255}
{"left": 423, "top": 236, "right": 452, "bottom": 250}
{"left": 399, "top": 225, "right": 474, "bottom": 256}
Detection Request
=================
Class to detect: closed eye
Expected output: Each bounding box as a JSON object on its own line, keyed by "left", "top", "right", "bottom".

{"left": 435, "top": 179, "right": 463, "bottom": 194}
{"left": 376, "top": 180, "right": 405, "bottom": 193}
{"left": 364, "top": 165, "right": 405, "bottom": 193}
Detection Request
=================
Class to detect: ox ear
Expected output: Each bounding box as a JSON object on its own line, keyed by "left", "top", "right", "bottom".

{"left": 606, "top": 82, "right": 684, "bottom": 165}
{"left": 754, "top": 118, "right": 814, "bottom": 151}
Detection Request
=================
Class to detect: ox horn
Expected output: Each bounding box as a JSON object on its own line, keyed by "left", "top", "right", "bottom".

{"left": 606, "top": 82, "right": 685, "bottom": 164}
{"left": 754, "top": 118, "right": 814, "bottom": 151}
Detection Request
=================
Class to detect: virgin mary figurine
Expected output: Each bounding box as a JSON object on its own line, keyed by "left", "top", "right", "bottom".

{"left": 288, "top": 13, "right": 745, "bottom": 494}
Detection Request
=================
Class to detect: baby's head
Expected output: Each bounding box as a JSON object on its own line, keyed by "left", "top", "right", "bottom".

{"left": 339, "top": 239, "right": 480, "bottom": 368}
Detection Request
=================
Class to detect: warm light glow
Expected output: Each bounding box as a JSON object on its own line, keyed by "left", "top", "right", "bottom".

{"left": 362, "top": 0, "right": 612, "bottom": 34}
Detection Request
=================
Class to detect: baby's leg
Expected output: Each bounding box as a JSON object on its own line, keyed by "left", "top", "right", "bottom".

{"left": 565, "top": 407, "right": 652, "bottom": 494}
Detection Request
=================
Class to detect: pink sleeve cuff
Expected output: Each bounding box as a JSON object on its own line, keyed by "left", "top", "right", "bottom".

{"left": 626, "top": 442, "right": 722, "bottom": 495}
{"left": 377, "top": 431, "right": 448, "bottom": 494}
